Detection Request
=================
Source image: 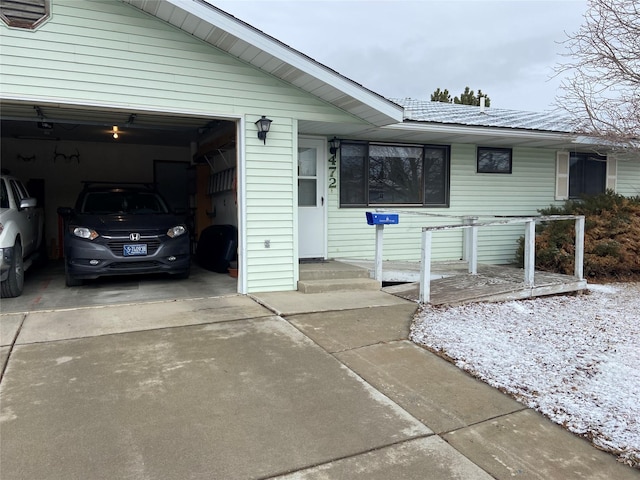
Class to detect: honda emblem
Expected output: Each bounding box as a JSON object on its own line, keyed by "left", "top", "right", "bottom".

{"left": 129, "top": 233, "right": 141, "bottom": 241}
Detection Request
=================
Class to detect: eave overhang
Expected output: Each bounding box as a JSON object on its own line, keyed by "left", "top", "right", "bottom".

{"left": 384, "top": 121, "right": 584, "bottom": 149}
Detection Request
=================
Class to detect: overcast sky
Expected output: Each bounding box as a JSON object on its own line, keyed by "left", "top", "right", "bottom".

{"left": 214, "top": 0, "right": 588, "bottom": 112}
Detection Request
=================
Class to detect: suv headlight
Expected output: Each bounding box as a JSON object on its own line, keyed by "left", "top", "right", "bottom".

{"left": 167, "top": 225, "right": 187, "bottom": 238}
{"left": 72, "top": 226, "right": 99, "bottom": 240}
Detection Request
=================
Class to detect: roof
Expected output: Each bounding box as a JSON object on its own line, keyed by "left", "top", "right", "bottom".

{"left": 391, "top": 98, "right": 575, "bottom": 133}
{"left": 122, "top": 0, "right": 403, "bottom": 127}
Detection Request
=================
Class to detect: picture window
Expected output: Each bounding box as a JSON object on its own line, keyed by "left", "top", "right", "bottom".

{"left": 339, "top": 142, "right": 450, "bottom": 207}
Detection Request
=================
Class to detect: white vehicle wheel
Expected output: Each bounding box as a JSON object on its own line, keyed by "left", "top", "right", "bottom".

{"left": 1, "top": 243, "right": 24, "bottom": 298}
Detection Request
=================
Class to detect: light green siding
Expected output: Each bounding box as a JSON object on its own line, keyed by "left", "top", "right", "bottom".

{"left": 244, "top": 116, "right": 297, "bottom": 292}
{"left": 0, "top": 0, "right": 349, "bottom": 121}
{"left": 329, "top": 145, "right": 560, "bottom": 265}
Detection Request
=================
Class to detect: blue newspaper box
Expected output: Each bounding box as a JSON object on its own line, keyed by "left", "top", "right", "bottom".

{"left": 366, "top": 212, "right": 399, "bottom": 225}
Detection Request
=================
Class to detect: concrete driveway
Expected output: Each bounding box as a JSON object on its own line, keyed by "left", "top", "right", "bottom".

{"left": 1, "top": 288, "right": 636, "bottom": 479}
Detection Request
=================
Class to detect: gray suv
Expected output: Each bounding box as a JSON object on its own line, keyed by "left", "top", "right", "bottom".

{"left": 58, "top": 184, "right": 190, "bottom": 287}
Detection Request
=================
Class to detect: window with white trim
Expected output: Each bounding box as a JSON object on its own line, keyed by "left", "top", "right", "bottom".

{"left": 339, "top": 142, "right": 450, "bottom": 207}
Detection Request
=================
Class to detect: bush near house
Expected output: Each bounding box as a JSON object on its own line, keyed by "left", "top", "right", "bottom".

{"left": 516, "top": 192, "right": 640, "bottom": 281}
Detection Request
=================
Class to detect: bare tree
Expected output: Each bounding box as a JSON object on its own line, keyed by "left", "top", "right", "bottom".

{"left": 557, "top": 0, "right": 640, "bottom": 153}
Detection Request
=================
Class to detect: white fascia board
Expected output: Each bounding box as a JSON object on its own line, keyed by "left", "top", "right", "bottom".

{"left": 385, "top": 122, "right": 577, "bottom": 143}
{"left": 164, "top": 0, "right": 403, "bottom": 123}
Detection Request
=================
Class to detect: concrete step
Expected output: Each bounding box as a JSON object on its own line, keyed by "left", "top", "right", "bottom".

{"left": 299, "top": 262, "right": 371, "bottom": 281}
{"left": 297, "top": 277, "right": 381, "bottom": 294}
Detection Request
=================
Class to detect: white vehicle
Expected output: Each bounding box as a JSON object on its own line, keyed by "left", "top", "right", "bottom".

{"left": 0, "top": 173, "right": 45, "bottom": 297}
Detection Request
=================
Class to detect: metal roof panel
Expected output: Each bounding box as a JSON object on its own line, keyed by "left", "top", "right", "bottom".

{"left": 392, "top": 98, "right": 574, "bottom": 133}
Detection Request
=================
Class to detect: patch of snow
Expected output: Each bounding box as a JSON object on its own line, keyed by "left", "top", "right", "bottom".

{"left": 587, "top": 284, "right": 619, "bottom": 294}
{"left": 410, "top": 283, "right": 640, "bottom": 468}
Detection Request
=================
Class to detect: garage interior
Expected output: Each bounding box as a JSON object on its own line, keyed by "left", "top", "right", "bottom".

{"left": 0, "top": 101, "right": 240, "bottom": 308}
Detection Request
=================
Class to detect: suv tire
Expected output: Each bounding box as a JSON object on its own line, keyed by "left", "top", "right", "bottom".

{"left": 65, "top": 262, "right": 83, "bottom": 287}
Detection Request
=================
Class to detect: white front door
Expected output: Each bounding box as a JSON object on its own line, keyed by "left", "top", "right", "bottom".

{"left": 298, "top": 137, "right": 327, "bottom": 259}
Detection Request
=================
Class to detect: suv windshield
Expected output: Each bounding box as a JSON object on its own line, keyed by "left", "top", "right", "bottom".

{"left": 80, "top": 191, "right": 169, "bottom": 215}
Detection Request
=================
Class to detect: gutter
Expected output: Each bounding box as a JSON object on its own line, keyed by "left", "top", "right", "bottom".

{"left": 385, "top": 122, "right": 579, "bottom": 143}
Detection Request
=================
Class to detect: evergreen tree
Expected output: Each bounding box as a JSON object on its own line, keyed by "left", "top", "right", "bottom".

{"left": 453, "top": 87, "right": 491, "bottom": 107}
{"left": 430, "top": 88, "right": 452, "bottom": 103}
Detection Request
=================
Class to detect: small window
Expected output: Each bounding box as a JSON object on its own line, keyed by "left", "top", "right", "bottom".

{"left": 569, "top": 152, "right": 607, "bottom": 198}
{"left": 1, "top": 0, "right": 50, "bottom": 30}
{"left": 477, "top": 147, "right": 512, "bottom": 174}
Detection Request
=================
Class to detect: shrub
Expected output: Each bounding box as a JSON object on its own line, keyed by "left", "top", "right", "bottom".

{"left": 516, "top": 192, "right": 640, "bottom": 281}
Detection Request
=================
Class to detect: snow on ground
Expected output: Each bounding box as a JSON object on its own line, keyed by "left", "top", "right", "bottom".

{"left": 410, "top": 282, "right": 640, "bottom": 468}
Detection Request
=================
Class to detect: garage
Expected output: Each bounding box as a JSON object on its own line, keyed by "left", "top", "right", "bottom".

{"left": 0, "top": 101, "right": 241, "bottom": 309}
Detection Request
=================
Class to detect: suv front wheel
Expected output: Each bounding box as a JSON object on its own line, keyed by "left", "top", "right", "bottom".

{"left": 65, "top": 262, "right": 83, "bottom": 287}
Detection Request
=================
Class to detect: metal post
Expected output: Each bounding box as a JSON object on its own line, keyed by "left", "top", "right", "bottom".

{"left": 463, "top": 217, "right": 471, "bottom": 261}
{"left": 374, "top": 224, "right": 384, "bottom": 281}
{"left": 524, "top": 219, "right": 536, "bottom": 287}
{"left": 469, "top": 224, "right": 478, "bottom": 275}
{"left": 463, "top": 217, "right": 478, "bottom": 275}
{"left": 575, "top": 216, "right": 585, "bottom": 280}
{"left": 420, "top": 229, "right": 432, "bottom": 304}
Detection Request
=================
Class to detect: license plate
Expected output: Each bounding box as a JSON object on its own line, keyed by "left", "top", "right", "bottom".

{"left": 123, "top": 244, "right": 147, "bottom": 256}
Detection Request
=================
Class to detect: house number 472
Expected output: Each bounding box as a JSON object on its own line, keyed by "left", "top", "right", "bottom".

{"left": 328, "top": 156, "right": 337, "bottom": 189}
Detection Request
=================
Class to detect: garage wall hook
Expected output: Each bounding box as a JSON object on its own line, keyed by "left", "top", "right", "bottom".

{"left": 17, "top": 153, "right": 36, "bottom": 163}
{"left": 53, "top": 146, "right": 80, "bottom": 164}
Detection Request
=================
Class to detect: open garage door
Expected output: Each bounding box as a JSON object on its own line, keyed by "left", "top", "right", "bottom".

{"left": 0, "top": 101, "right": 240, "bottom": 306}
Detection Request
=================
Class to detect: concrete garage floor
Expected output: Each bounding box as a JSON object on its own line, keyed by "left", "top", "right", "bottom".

{"left": 1, "top": 260, "right": 237, "bottom": 314}
{"left": 1, "top": 276, "right": 637, "bottom": 478}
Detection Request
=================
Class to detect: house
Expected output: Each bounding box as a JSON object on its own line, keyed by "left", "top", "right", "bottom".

{"left": 1, "top": 0, "right": 638, "bottom": 295}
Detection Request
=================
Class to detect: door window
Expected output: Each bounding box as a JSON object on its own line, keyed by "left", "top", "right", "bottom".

{"left": 298, "top": 147, "right": 318, "bottom": 207}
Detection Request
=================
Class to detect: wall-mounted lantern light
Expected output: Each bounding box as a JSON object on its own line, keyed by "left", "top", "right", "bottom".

{"left": 112, "top": 125, "right": 119, "bottom": 139}
{"left": 329, "top": 136, "right": 340, "bottom": 155}
{"left": 255, "top": 116, "right": 272, "bottom": 144}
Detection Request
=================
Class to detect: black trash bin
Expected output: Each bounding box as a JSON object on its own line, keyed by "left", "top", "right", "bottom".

{"left": 196, "top": 225, "right": 238, "bottom": 273}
